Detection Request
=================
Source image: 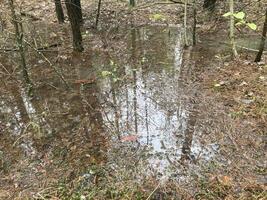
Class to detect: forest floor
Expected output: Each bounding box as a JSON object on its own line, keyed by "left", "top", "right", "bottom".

{"left": 0, "top": 0, "right": 266, "bottom": 199}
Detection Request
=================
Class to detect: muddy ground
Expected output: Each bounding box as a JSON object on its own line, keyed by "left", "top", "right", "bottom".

{"left": 0, "top": 0, "right": 266, "bottom": 199}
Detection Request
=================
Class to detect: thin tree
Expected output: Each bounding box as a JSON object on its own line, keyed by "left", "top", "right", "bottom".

{"left": 54, "top": 0, "right": 65, "bottom": 23}
{"left": 192, "top": 0, "right": 197, "bottom": 46}
{"left": 255, "top": 8, "right": 267, "bottom": 62}
{"left": 184, "top": 0, "right": 189, "bottom": 47}
{"left": 129, "top": 0, "right": 135, "bottom": 7}
{"left": 0, "top": 12, "right": 4, "bottom": 32}
{"left": 74, "top": 0, "right": 83, "bottom": 23}
{"left": 95, "top": 0, "right": 102, "bottom": 29}
{"left": 229, "top": 0, "right": 238, "bottom": 57}
{"left": 65, "top": 0, "right": 84, "bottom": 52}
{"left": 203, "top": 0, "right": 217, "bottom": 11}
{"left": 8, "top": 0, "right": 32, "bottom": 86}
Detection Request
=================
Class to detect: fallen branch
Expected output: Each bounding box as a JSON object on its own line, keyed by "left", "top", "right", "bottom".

{"left": 23, "top": 39, "right": 70, "bottom": 89}
{"left": 131, "top": 1, "right": 193, "bottom": 12}
{"left": 0, "top": 43, "right": 61, "bottom": 52}
{"left": 236, "top": 44, "right": 267, "bottom": 53}
{"left": 146, "top": 182, "right": 161, "bottom": 200}
{"left": 37, "top": 43, "right": 62, "bottom": 51}
{"left": 0, "top": 48, "right": 18, "bottom": 52}
{"left": 20, "top": 12, "right": 40, "bottom": 21}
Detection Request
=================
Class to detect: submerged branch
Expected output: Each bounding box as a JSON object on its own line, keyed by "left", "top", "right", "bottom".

{"left": 23, "top": 39, "right": 70, "bottom": 89}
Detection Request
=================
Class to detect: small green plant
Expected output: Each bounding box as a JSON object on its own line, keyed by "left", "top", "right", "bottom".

{"left": 223, "top": 11, "right": 257, "bottom": 30}
{"left": 149, "top": 13, "right": 166, "bottom": 21}
{"left": 101, "top": 60, "right": 121, "bottom": 83}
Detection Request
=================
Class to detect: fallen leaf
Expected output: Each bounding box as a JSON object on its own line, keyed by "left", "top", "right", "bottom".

{"left": 219, "top": 175, "right": 233, "bottom": 186}
{"left": 121, "top": 135, "right": 138, "bottom": 142}
{"left": 74, "top": 78, "right": 96, "bottom": 84}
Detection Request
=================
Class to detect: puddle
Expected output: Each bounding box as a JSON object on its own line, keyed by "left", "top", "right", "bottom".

{"left": 93, "top": 26, "right": 219, "bottom": 174}
{"left": 0, "top": 25, "right": 221, "bottom": 185}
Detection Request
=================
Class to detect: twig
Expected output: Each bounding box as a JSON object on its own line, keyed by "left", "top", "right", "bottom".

{"left": 146, "top": 182, "right": 160, "bottom": 200}
{"left": 0, "top": 62, "right": 11, "bottom": 75}
{"left": 131, "top": 1, "right": 192, "bottom": 12}
{"left": 20, "top": 12, "right": 40, "bottom": 21}
{"left": 23, "top": 39, "right": 70, "bottom": 89}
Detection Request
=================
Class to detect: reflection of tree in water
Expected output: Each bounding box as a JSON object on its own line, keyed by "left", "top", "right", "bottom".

{"left": 131, "top": 28, "right": 138, "bottom": 135}
{"left": 180, "top": 101, "right": 197, "bottom": 162}
{"left": 0, "top": 50, "right": 108, "bottom": 193}
{"left": 179, "top": 48, "right": 199, "bottom": 163}
{"left": 72, "top": 52, "right": 107, "bottom": 166}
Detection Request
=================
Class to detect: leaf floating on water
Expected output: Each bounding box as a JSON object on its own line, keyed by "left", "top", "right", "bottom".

{"left": 239, "top": 81, "right": 248, "bottom": 86}
{"left": 74, "top": 78, "right": 96, "bottom": 84}
{"left": 219, "top": 175, "right": 233, "bottom": 186}
{"left": 101, "top": 71, "right": 112, "bottom": 77}
{"left": 259, "top": 76, "right": 265, "bottom": 81}
{"left": 150, "top": 13, "right": 166, "bottom": 21}
{"left": 121, "top": 135, "right": 138, "bottom": 142}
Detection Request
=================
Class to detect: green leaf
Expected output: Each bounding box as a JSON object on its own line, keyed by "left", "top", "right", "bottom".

{"left": 101, "top": 71, "right": 112, "bottom": 77}
{"left": 233, "top": 12, "right": 245, "bottom": 19}
{"left": 247, "top": 23, "right": 257, "bottom": 30}
{"left": 223, "top": 12, "right": 232, "bottom": 17}
{"left": 235, "top": 20, "right": 246, "bottom": 26}
{"left": 150, "top": 13, "right": 165, "bottom": 21}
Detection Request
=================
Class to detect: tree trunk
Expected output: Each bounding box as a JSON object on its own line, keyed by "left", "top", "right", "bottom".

{"left": 184, "top": 0, "right": 189, "bottom": 47}
{"left": 65, "top": 0, "right": 84, "bottom": 52}
{"left": 203, "top": 0, "right": 216, "bottom": 11}
{"left": 95, "top": 0, "right": 102, "bottom": 29}
{"left": 8, "top": 0, "right": 32, "bottom": 86}
{"left": 229, "top": 0, "right": 238, "bottom": 57}
{"left": 130, "top": 0, "right": 135, "bottom": 7}
{"left": 0, "top": 12, "right": 4, "bottom": 32}
{"left": 54, "top": 0, "right": 65, "bottom": 23}
{"left": 255, "top": 8, "right": 267, "bottom": 62}
{"left": 192, "top": 0, "right": 197, "bottom": 46}
{"left": 74, "top": 0, "right": 82, "bottom": 23}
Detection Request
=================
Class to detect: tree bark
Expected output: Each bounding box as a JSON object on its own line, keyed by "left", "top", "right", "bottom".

{"left": 65, "top": 0, "right": 84, "bottom": 52}
{"left": 229, "top": 0, "right": 238, "bottom": 57}
{"left": 255, "top": 8, "right": 267, "bottom": 62}
{"left": 192, "top": 0, "right": 197, "bottom": 46}
{"left": 184, "top": 0, "right": 189, "bottom": 47}
{"left": 130, "top": 0, "right": 135, "bottom": 7}
{"left": 203, "top": 0, "right": 216, "bottom": 11}
{"left": 54, "top": 0, "right": 65, "bottom": 23}
{"left": 0, "top": 12, "right": 4, "bottom": 32}
{"left": 8, "top": 0, "right": 32, "bottom": 86}
{"left": 74, "top": 0, "right": 82, "bottom": 23}
{"left": 95, "top": 0, "right": 102, "bottom": 29}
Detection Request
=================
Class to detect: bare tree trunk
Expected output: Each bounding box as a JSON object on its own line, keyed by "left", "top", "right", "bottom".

{"left": 74, "top": 0, "right": 82, "bottom": 23}
{"left": 255, "top": 8, "right": 267, "bottom": 62}
{"left": 203, "top": 0, "right": 216, "bottom": 11}
{"left": 65, "top": 0, "right": 84, "bottom": 52}
{"left": 54, "top": 0, "right": 65, "bottom": 23}
{"left": 229, "top": 0, "right": 238, "bottom": 57}
{"left": 192, "top": 0, "right": 197, "bottom": 46}
{"left": 0, "top": 12, "right": 4, "bottom": 32}
{"left": 95, "top": 0, "right": 102, "bottom": 29}
{"left": 184, "top": 0, "right": 189, "bottom": 47}
{"left": 130, "top": 0, "right": 135, "bottom": 7}
{"left": 8, "top": 0, "right": 32, "bottom": 86}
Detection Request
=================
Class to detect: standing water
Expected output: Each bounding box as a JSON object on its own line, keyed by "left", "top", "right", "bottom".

{"left": 0, "top": 25, "right": 220, "bottom": 196}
